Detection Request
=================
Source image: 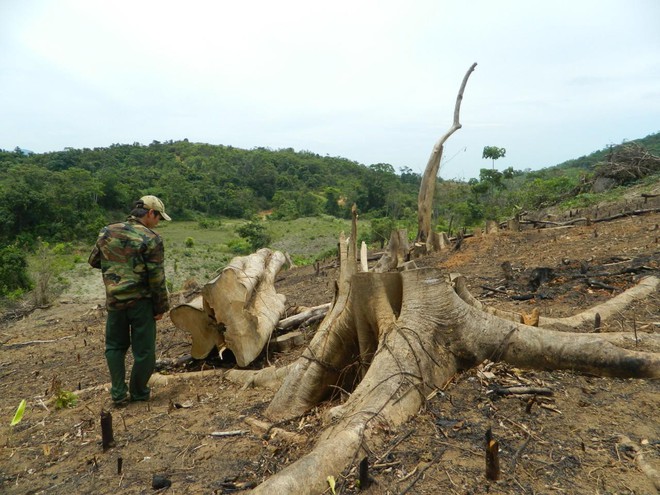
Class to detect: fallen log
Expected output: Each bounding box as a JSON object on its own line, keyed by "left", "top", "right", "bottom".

{"left": 170, "top": 248, "right": 290, "bottom": 366}
{"left": 523, "top": 207, "right": 660, "bottom": 229}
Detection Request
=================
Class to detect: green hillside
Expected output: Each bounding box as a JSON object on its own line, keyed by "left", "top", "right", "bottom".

{"left": 554, "top": 132, "right": 660, "bottom": 172}
{"left": 1, "top": 132, "right": 658, "bottom": 300}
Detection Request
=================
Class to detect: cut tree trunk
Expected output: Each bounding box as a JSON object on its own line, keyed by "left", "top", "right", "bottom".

{"left": 373, "top": 229, "right": 410, "bottom": 272}
{"left": 250, "top": 216, "right": 659, "bottom": 495}
{"left": 170, "top": 248, "right": 289, "bottom": 366}
{"left": 169, "top": 295, "right": 225, "bottom": 359}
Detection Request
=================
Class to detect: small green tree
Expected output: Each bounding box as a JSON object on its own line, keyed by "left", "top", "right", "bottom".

{"left": 236, "top": 221, "right": 272, "bottom": 251}
{"left": 369, "top": 217, "right": 397, "bottom": 248}
{"left": 482, "top": 146, "right": 506, "bottom": 169}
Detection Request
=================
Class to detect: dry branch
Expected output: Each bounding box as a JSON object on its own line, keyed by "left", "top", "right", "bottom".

{"left": 244, "top": 417, "right": 307, "bottom": 444}
{"left": 416, "top": 62, "right": 477, "bottom": 244}
{"left": 277, "top": 303, "right": 331, "bottom": 331}
{"left": 3, "top": 335, "right": 74, "bottom": 349}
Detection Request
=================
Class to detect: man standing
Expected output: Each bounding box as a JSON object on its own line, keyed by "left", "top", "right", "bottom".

{"left": 89, "top": 195, "right": 171, "bottom": 406}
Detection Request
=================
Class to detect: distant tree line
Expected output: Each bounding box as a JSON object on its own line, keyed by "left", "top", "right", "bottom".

{"left": 0, "top": 141, "right": 424, "bottom": 248}
{"left": 1, "top": 132, "right": 658, "bottom": 298}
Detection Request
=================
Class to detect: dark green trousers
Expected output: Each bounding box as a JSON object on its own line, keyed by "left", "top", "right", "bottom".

{"left": 105, "top": 299, "right": 156, "bottom": 402}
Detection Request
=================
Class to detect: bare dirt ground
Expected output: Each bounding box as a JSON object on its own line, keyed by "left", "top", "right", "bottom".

{"left": 1, "top": 203, "right": 659, "bottom": 494}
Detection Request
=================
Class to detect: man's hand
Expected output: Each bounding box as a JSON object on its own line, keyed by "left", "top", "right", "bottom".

{"left": 154, "top": 313, "right": 164, "bottom": 321}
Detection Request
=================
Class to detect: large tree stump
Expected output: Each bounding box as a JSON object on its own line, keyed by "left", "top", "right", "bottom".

{"left": 248, "top": 216, "right": 659, "bottom": 494}
{"left": 169, "top": 295, "right": 225, "bottom": 358}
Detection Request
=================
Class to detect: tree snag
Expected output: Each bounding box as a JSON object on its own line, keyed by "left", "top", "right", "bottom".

{"left": 417, "top": 62, "right": 477, "bottom": 246}
{"left": 250, "top": 213, "right": 659, "bottom": 495}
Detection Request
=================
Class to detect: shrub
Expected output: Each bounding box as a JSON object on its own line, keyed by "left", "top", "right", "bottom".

{"left": 51, "top": 242, "right": 72, "bottom": 255}
{"left": 369, "top": 217, "right": 397, "bottom": 248}
{"left": 236, "top": 221, "right": 272, "bottom": 251}
{"left": 198, "top": 218, "right": 220, "bottom": 229}
{"left": 0, "top": 245, "right": 32, "bottom": 298}
{"left": 227, "top": 238, "right": 252, "bottom": 255}
{"left": 54, "top": 390, "right": 78, "bottom": 409}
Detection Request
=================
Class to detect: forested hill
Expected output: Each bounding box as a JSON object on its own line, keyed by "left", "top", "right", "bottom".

{"left": 0, "top": 140, "right": 421, "bottom": 245}
{"left": 0, "top": 132, "right": 658, "bottom": 248}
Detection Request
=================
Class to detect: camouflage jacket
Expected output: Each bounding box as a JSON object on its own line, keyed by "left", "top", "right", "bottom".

{"left": 88, "top": 216, "right": 169, "bottom": 315}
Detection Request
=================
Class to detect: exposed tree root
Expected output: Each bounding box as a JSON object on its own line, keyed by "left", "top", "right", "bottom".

{"left": 224, "top": 365, "right": 293, "bottom": 390}
{"left": 453, "top": 274, "right": 660, "bottom": 331}
{"left": 617, "top": 434, "right": 660, "bottom": 492}
{"left": 251, "top": 263, "right": 658, "bottom": 494}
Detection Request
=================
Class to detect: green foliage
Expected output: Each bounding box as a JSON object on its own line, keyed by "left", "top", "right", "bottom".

{"left": 0, "top": 141, "right": 400, "bottom": 246}
{"left": 369, "top": 217, "right": 397, "bottom": 248}
{"left": 482, "top": 146, "right": 506, "bottom": 168}
{"left": 184, "top": 237, "right": 195, "bottom": 248}
{"left": 0, "top": 132, "right": 657, "bottom": 255}
{"left": 323, "top": 187, "right": 343, "bottom": 217}
{"left": 0, "top": 244, "right": 31, "bottom": 297}
{"left": 513, "top": 176, "right": 577, "bottom": 210}
{"left": 197, "top": 218, "right": 220, "bottom": 229}
{"left": 54, "top": 390, "right": 78, "bottom": 410}
{"left": 51, "top": 242, "right": 73, "bottom": 255}
{"left": 236, "top": 221, "right": 272, "bottom": 251}
{"left": 10, "top": 399, "right": 26, "bottom": 426}
{"left": 227, "top": 237, "right": 252, "bottom": 255}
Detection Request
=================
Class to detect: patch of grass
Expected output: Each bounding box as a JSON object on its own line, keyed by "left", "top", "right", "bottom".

{"left": 267, "top": 216, "right": 351, "bottom": 263}
{"left": 160, "top": 216, "right": 352, "bottom": 289}
{"left": 35, "top": 216, "right": 358, "bottom": 299}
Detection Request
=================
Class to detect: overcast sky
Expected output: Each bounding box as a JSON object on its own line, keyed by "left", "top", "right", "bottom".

{"left": 1, "top": 0, "right": 658, "bottom": 179}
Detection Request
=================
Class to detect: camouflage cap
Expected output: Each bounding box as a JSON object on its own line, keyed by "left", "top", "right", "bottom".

{"left": 139, "top": 195, "right": 172, "bottom": 221}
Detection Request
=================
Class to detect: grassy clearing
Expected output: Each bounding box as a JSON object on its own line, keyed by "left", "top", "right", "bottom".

{"left": 15, "top": 216, "right": 353, "bottom": 304}
{"left": 159, "top": 216, "right": 352, "bottom": 291}
{"left": 159, "top": 218, "right": 243, "bottom": 291}
{"left": 266, "top": 215, "right": 352, "bottom": 264}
